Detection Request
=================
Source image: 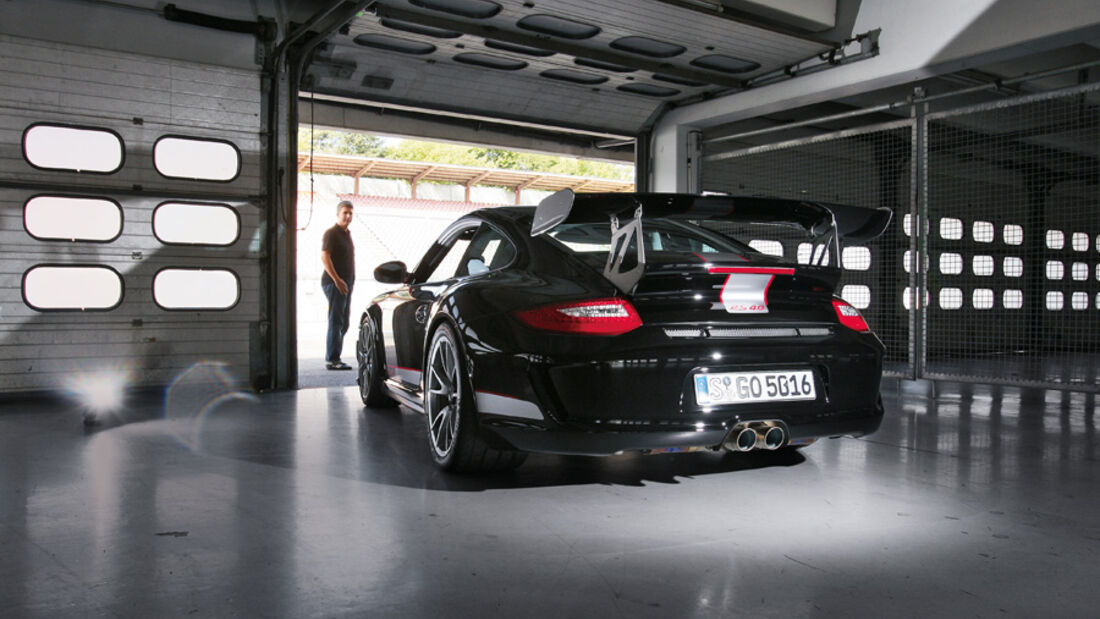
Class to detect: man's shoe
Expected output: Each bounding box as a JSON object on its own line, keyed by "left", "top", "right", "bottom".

{"left": 326, "top": 361, "right": 352, "bottom": 370}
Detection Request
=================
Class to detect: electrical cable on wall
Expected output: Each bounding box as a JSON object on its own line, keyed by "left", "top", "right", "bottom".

{"left": 297, "top": 94, "right": 315, "bottom": 232}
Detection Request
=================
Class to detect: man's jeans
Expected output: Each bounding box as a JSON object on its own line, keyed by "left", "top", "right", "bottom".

{"left": 322, "top": 280, "right": 353, "bottom": 363}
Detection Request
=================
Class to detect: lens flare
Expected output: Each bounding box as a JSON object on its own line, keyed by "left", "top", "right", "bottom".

{"left": 63, "top": 367, "right": 132, "bottom": 417}
{"left": 164, "top": 361, "right": 256, "bottom": 451}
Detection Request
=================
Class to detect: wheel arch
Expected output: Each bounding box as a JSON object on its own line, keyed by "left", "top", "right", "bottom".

{"left": 360, "top": 304, "right": 389, "bottom": 374}
{"left": 421, "top": 310, "right": 467, "bottom": 392}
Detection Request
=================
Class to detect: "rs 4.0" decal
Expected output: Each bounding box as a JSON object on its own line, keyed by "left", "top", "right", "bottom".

{"left": 709, "top": 266, "right": 794, "bottom": 314}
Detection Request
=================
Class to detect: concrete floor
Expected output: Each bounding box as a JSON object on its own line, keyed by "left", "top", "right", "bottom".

{"left": 298, "top": 355, "right": 361, "bottom": 390}
{"left": 1, "top": 380, "right": 1098, "bottom": 618}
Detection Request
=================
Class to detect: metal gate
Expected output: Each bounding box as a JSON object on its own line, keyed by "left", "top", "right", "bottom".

{"left": 701, "top": 76, "right": 1100, "bottom": 392}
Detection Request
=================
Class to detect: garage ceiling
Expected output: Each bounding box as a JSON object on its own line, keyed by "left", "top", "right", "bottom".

{"left": 303, "top": 0, "right": 855, "bottom": 142}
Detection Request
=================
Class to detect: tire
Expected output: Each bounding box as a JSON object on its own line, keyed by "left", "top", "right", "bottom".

{"left": 424, "top": 323, "right": 527, "bottom": 474}
{"left": 356, "top": 314, "right": 397, "bottom": 408}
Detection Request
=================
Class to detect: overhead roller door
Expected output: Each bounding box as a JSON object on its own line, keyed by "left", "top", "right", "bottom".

{"left": 0, "top": 34, "right": 263, "bottom": 394}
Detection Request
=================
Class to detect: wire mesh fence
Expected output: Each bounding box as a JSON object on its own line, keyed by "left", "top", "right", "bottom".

{"left": 700, "top": 80, "right": 1100, "bottom": 391}
{"left": 923, "top": 83, "right": 1100, "bottom": 390}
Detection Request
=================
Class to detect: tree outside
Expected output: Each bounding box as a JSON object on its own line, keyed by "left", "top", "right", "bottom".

{"left": 298, "top": 128, "right": 633, "bottom": 181}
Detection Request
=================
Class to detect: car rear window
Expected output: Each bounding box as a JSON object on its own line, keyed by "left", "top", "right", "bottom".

{"left": 547, "top": 219, "right": 756, "bottom": 257}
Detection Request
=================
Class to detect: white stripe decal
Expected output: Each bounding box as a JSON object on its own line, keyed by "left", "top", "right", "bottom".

{"left": 718, "top": 273, "right": 774, "bottom": 314}
{"left": 476, "top": 391, "right": 544, "bottom": 420}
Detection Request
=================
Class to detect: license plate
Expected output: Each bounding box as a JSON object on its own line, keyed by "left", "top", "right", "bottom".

{"left": 694, "top": 370, "right": 816, "bottom": 405}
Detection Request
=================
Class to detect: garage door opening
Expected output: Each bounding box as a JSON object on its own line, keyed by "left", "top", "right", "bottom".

{"left": 294, "top": 129, "right": 633, "bottom": 389}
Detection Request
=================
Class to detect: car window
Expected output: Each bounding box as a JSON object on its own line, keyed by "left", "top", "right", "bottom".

{"left": 418, "top": 226, "right": 476, "bottom": 282}
{"left": 455, "top": 224, "right": 516, "bottom": 277}
{"left": 547, "top": 219, "right": 754, "bottom": 256}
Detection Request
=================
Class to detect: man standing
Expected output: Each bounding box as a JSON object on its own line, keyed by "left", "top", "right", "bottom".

{"left": 321, "top": 200, "right": 355, "bottom": 370}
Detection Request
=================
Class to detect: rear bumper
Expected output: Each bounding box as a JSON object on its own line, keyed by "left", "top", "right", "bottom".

{"left": 469, "top": 328, "right": 885, "bottom": 456}
{"left": 482, "top": 402, "right": 883, "bottom": 456}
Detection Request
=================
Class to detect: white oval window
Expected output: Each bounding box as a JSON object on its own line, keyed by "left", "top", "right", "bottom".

{"left": 972, "top": 221, "right": 994, "bottom": 243}
{"left": 23, "top": 124, "right": 123, "bottom": 173}
{"left": 1003, "top": 289, "right": 1023, "bottom": 309}
{"left": 840, "top": 285, "right": 871, "bottom": 309}
{"left": 1045, "top": 261, "right": 1064, "bottom": 281}
{"left": 153, "top": 269, "right": 239, "bottom": 310}
{"left": 1046, "top": 230, "right": 1064, "bottom": 250}
{"left": 23, "top": 265, "right": 123, "bottom": 311}
{"left": 972, "top": 255, "right": 994, "bottom": 276}
{"left": 1003, "top": 224, "right": 1023, "bottom": 246}
{"left": 1003, "top": 257, "right": 1023, "bottom": 277}
{"left": 939, "top": 287, "right": 963, "bottom": 310}
{"left": 939, "top": 253, "right": 963, "bottom": 275}
{"left": 796, "top": 243, "right": 812, "bottom": 264}
{"left": 1072, "top": 262, "right": 1088, "bottom": 281}
{"left": 939, "top": 218, "right": 963, "bottom": 240}
{"left": 1072, "top": 292, "right": 1089, "bottom": 311}
{"left": 1046, "top": 291, "right": 1064, "bottom": 311}
{"left": 1072, "top": 232, "right": 1088, "bottom": 252}
{"left": 841, "top": 247, "right": 871, "bottom": 271}
{"left": 902, "top": 287, "right": 930, "bottom": 310}
{"left": 154, "top": 136, "right": 240, "bottom": 181}
{"left": 24, "top": 195, "right": 122, "bottom": 242}
{"left": 748, "top": 240, "right": 783, "bottom": 257}
{"left": 153, "top": 202, "right": 240, "bottom": 246}
{"left": 972, "top": 288, "right": 994, "bottom": 310}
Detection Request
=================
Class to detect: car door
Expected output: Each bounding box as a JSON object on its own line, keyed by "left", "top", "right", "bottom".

{"left": 376, "top": 219, "right": 480, "bottom": 391}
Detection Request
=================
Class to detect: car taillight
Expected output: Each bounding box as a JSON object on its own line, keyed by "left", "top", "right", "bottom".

{"left": 832, "top": 299, "right": 870, "bottom": 332}
{"left": 513, "top": 298, "right": 643, "bottom": 336}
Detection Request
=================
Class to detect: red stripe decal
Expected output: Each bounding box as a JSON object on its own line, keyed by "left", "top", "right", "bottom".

{"left": 693, "top": 252, "right": 750, "bottom": 264}
{"left": 708, "top": 266, "right": 795, "bottom": 275}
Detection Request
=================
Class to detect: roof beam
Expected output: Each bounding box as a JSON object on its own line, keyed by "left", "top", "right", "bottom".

{"left": 411, "top": 165, "right": 438, "bottom": 184}
{"left": 465, "top": 170, "right": 493, "bottom": 202}
{"left": 466, "top": 170, "right": 493, "bottom": 186}
{"left": 410, "top": 165, "right": 438, "bottom": 200}
{"left": 514, "top": 177, "right": 541, "bottom": 204}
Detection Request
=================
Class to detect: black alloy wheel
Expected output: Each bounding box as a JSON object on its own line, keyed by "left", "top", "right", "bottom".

{"left": 357, "top": 314, "right": 396, "bottom": 408}
{"left": 423, "top": 323, "right": 527, "bottom": 473}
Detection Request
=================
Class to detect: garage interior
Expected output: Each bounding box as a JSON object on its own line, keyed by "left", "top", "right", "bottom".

{"left": 2, "top": 0, "right": 1099, "bottom": 617}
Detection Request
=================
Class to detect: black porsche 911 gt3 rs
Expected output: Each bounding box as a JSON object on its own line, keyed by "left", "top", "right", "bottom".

{"left": 357, "top": 190, "right": 891, "bottom": 473}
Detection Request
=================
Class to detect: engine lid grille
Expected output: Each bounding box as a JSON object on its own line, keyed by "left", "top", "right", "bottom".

{"left": 663, "top": 326, "right": 832, "bottom": 339}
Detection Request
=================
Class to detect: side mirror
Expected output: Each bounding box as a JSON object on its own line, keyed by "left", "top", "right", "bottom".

{"left": 374, "top": 260, "right": 409, "bottom": 284}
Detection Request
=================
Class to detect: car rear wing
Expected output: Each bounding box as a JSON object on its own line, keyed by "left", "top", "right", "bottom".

{"left": 531, "top": 190, "right": 892, "bottom": 293}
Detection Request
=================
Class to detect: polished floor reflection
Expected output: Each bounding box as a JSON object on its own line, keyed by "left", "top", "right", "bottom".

{"left": 1, "top": 380, "right": 1097, "bottom": 618}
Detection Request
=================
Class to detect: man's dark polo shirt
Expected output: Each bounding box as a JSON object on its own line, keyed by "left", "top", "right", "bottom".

{"left": 322, "top": 224, "right": 355, "bottom": 286}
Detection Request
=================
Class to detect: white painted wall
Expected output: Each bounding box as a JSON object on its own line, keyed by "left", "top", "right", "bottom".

{"left": 652, "top": 0, "right": 1100, "bottom": 190}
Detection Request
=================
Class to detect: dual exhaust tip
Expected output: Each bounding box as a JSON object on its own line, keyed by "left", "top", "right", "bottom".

{"left": 725, "top": 421, "right": 787, "bottom": 452}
